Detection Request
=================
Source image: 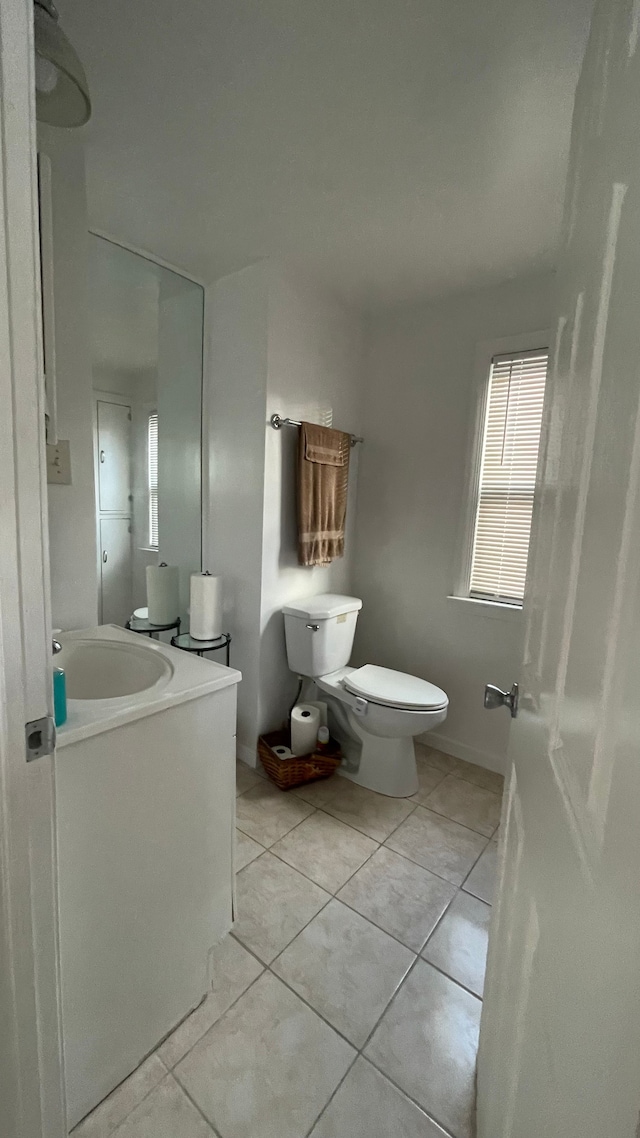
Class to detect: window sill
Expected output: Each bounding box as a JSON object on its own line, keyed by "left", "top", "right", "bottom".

{"left": 447, "top": 595, "right": 524, "bottom": 621}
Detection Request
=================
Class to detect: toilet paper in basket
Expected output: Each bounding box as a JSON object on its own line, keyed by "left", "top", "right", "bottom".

{"left": 272, "top": 745, "right": 294, "bottom": 760}
{"left": 290, "top": 703, "right": 321, "bottom": 756}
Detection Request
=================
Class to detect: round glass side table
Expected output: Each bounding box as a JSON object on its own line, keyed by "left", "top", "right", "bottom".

{"left": 171, "top": 632, "right": 231, "bottom": 666}
{"left": 126, "top": 613, "right": 181, "bottom": 639}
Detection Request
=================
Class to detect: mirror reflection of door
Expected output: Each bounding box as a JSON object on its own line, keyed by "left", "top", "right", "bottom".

{"left": 96, "top": 398, "right": 132, "bottom": 625}
{"left": 89, "top": 235, "right": 204, "bottom": 628}
{"left": 99, "top": 517, "right": 132, "bottom": 625}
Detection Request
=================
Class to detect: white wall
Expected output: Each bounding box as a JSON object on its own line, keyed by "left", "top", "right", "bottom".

{"left": 39, "top": 127, "right": 98, "bottom": 631}
{"left": 207, "top": 262, "right": 363, "bottom": 762}
{"left": 207, "top": 264, "right": 269, "bottom": 760}
{"left": 259, "top": 267, "right": 364, "bottom": 735}
{"left": 157, "top": 283, "right": 205, "bottom": 620}
{"left": 353, "top": 273, "right": 554, "bottom": 772}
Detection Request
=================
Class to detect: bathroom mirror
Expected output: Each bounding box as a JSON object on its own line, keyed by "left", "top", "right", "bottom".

{"left": 89, "top": 234, "right": 204, "bottom": 627}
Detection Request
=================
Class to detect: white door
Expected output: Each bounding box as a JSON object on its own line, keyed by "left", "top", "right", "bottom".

{"left": 97, "top": 399, "right": 131, "bottom": 513}
{"left": 477, "top": 2, "right": 640, "bottom": 1136}
{"left": 0, "top": 2, "right": 65, "bottom": 1136}
{"left": 100, "top": 517, "right": 133, "bottom": 625}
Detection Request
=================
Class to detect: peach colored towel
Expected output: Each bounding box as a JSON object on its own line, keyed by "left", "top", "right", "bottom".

{"left": 297, "top": 422, "right": 350, "bottom": 566}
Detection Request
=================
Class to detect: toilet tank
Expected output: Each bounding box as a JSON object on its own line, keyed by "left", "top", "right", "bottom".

{"left": 283, "top": 594, "right": 363, "bottom": 677}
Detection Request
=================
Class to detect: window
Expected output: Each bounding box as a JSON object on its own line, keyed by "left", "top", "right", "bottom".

{"left": 468, "top": 348, "right": 548, "bottom": 606}
{"left": 147, "top": 411, "right": 159, "bottom": 549}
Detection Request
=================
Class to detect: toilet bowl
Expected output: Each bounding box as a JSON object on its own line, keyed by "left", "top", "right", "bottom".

{"left": 316, "top": 665, "right": 448, "bottom": 796}
{"left": 282, "top": 595, "right": 449, "bottom": 798}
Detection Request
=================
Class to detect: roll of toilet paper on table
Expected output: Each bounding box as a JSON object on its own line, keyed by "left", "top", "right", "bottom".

{"left": 291, "top": 704, "right": 322, "bottom": 756}
{"left": 146, "top": 563, "right": 179, "bottom": 625}
{"left": 190, "top": 572, "right": 223, "bottom": 640}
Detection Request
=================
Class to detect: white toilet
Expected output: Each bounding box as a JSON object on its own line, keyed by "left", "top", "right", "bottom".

{"left": 283, "top": 594, "right": 448, "bottom": 797}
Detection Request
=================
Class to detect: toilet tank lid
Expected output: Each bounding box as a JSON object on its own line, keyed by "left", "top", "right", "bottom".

{"left": 344, "top": 665, "right": 448, "bottom": 710}
{"left": 282, "top": 594, "right": 363, "bottom": 620}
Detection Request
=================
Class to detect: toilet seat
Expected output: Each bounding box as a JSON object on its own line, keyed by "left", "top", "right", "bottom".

{"left": 343, "top": 665, "right": 448, "bottom": 712}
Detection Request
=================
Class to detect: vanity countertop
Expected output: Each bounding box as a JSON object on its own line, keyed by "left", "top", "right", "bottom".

{"left": 56, "top": 624, "right": 241, "bottom": 749}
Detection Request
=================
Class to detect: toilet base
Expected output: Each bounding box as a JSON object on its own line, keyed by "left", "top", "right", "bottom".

{"left": 337, "top": 735, "right": 419, "bottom": 797}
{"left": 328, "top": 704, "right": 419, "bottom": 797}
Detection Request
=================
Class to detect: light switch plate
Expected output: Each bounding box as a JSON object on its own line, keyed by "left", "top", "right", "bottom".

{"left": 46, "top": 440, "right": 72, "bottom": 485}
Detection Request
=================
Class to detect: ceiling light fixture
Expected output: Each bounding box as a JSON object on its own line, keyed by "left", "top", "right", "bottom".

{"left": 33, "top": 0, "right": 91, "bottom": 127}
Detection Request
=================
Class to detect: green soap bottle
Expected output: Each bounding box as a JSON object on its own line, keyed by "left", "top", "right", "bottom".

{"left": 52, "top": 638, "right": 67, "bottom": 727}
{"left": 53, "top": 667, "right": 67, "bottom": 726}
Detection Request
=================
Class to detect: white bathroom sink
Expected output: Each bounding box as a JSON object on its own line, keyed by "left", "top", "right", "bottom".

{"left": 55, "top": 625, "right": 241, "bottom": 750}
{"left": 58, "top": 636, "right": 173, "bottom": 700}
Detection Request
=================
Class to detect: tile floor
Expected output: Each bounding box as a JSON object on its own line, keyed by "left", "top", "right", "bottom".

{"left": 72, "top": 744, "right": 502, "bottom": 1138}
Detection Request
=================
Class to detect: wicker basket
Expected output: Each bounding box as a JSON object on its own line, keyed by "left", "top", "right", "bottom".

{"left": 258, "top": 729, "right": 342, "bottom": 791}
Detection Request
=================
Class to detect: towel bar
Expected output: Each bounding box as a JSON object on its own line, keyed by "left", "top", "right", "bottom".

{"left": 270, "top": 413, "right": 363, "bottom": 446}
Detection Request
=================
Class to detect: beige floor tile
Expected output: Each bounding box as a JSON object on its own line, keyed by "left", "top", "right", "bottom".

{"left": 233, "top": 851, "right": 330, "bottom": 963}
{"left": 338, "top": 847, "right": 456, "bottom": 951}
{"left": 416, "top": 746, "right": 505, "bottom": 794}
{"left": 422, "top": 774, "right": 502, "bottom": 836}
{"left": 309, "top": 1057, "right": 449, "bottom": 1138}
{"left": 463, "top": 839, "right": 499, "bottom": 904}
{"left": 71, "top": 1054, "right": 167, "bottom": 1137}
{"left": 271, "top": 810, "right": 377, "bottom": 893}
{"left": 422, "top": 891, "right": 492, "bottom": 997}
{"left": 385, "top": 807, "right": 488, "bottom": 885}
{"left": 175, "top": 971, "right": 355, "bottom": 1138}
{"left": 236, "top": 760, "right": 263, "bottom": 797}
{"left": 235, "top": 828, "right": 264, "bottom": 872}
{"left": 111, "top": 1076, "right": 213, "bottom": 1137}
{"left": 409, "top": 758, "right": 448, "bottom": 804}
{"left": 451, "top": 758, "right": 505, "bottom": 794}
{"left": 272, "top": 899, "right": 414, "bottom": 1047}
{"left": 291, "top": 775, "right": 343, "bottom": 808}
{"left": 158, "top": 937, "right": 263, "bottom": 1068}
{"left": 415, "top": 745, "right": 458, "bottom": 773}
{"left": 235, "top": 781, "right": 315, "bottom": 847}
{"left": 365, "top": 960, "right": 481, "bottom": 1138}
{"left": 320, "top": 778, "right": 416, "bottom": 842}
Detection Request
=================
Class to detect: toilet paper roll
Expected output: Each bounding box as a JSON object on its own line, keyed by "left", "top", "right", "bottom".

{"left": 272, "top": 745, "right": 294, "bottom": 760}
{"left": 190, "top": 572, "right": 223, "bottom": 640}
{"left": 291, "top": 703, "right": 321, "bottom": 756}
{"left": 300, "top": 700, "right": 328, "bottom": 728}
{"left": 146, "top": 563, "right": 179, "bottom": 625}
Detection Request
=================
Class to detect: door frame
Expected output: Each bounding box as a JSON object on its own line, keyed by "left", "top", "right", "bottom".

{"left": 0, "top": 2, "right": 66, "bottom": 1136}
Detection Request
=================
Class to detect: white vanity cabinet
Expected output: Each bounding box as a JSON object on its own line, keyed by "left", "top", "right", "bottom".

{"left": 54, "top": 627, "right": 240, "bottom": 1129}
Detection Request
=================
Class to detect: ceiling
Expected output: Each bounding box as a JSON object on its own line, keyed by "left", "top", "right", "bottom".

{"left": 61, "top": 0, "right": 593, "bottom": 310}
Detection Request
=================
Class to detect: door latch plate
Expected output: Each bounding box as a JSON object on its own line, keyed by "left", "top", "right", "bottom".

{"left": 25, "top": 715, "right": 56, "bottom": 761}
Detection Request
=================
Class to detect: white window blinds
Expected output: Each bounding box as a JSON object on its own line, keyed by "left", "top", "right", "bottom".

{"left": 148, "top": 411, "right": 159, "bottom": 549}
{"left": 469, "top": 348, "right": 548, "bottom": 605}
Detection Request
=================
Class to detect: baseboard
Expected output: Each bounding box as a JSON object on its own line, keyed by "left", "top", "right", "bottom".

{"left": 241, "top": 729, "right": 504, "bottom": 776}
{"left": 236, "top": 742, "right": 257, "bottom": 768}
{"left": 419, "top": 730, "right": 505, "bottom": 776}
